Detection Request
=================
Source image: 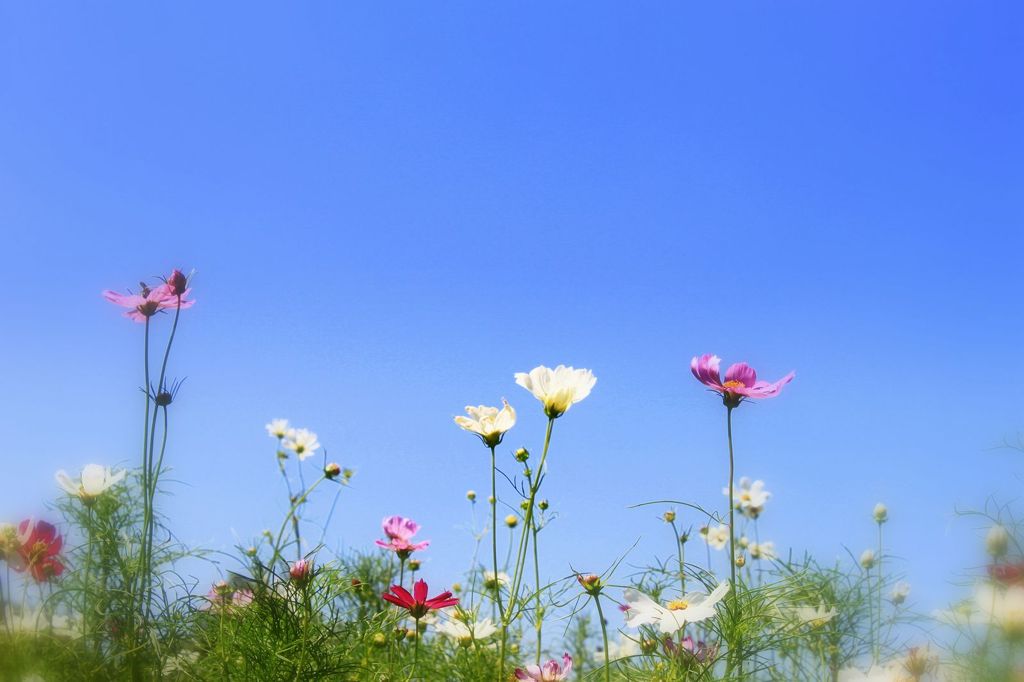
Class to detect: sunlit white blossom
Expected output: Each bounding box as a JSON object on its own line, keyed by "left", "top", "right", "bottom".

{"left": 622, "top": 581, "right": 730, "bottom": 634}
{"left": 514, "top": 365, "right": 596, "bottom": 418}
{"left": 55, "top": 464, "right": 126, "bottom": 501}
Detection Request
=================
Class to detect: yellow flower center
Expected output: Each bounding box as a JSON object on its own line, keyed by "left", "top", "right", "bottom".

{"left": 666, "top": 599, "right": 689, "bottom": 611}
{"left": 722, "top": 380, "right": 744, "bottom": 389}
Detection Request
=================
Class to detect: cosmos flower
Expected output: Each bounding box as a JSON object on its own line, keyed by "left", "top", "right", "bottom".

{"left": 265, "top": 419, "right": 290, "bottom": 439}
{"left": 454, "top": 400, "right": 516, "bottom": 448}
{"left": 514, "top": 653, "right": 573, "bottom": 681}
{"left": 891, "top": 581, "right": 911, "bottom": 605}
{"left": 723, "top": 477, "right": 771, "bottom": 518}
{"left": 382, "top": 579, "right": 459, "bottom": 619}
{"left": 622, "top": 582, "right": 730, "bottom": 634}
{"left": 788, "top": 604, "right": 838, "bottom": 628}
{"left": 434, "top": 615, "right": 498, "bottom": 644}
{"left": 55, "top": 464, "right": 126, "bottom": 501}
{"left": 483, "top": 570, "right": 510, "bottom": 590}
{"left": 601, "top": 635, "right": 641, "bottom": 661}
{"left": 102, "top": 276, "right": 195, "bottom": 323}
{"left": 663, "top": 635, "right": 717, "bottom": 664}
{"left": 290, "top": 559, "right": 312, "bottom": 583}
{"left": 282, "top": 428, "right": 320, "bottom": 461}
{"left": 514, "top": 365, "right": 596, "bottom": 418}
{"left": 749, "top": 541, "right": 776, "bottom": 561}
{"left": 975, "top": 582, "right": 1024, "bottom": 638}
{"left": 690, "top": 354, "right": 794, "bottom": 408}
{"left": 375, "top": 516, "right": 430, "bottom": 558}
{"left": 837, "top": 664, "right": 902, "bottom": 682}
{"left": 15, "top": 520, "right": 64, "bottom": 582}
{"left": 702, "top": 524, "right": 729, "bottom": 550}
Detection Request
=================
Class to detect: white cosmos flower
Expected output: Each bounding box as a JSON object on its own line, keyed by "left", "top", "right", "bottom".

{"left": 55, "top": 464, "right": 126, "bottom": 500}
{"left": 837, "top": 664, "right": 902, "bottom": 682}
{"left": 723, "top": 477, "right": 771, "bottom": 518}
{"left": 788, "top": 603, "right": 838, "bottom": 628}
{"left": 514, "top": 365, "right": 596, "bottom": 418}
{"left": 454, "top": 401, "right": 516, "bottom": 448}
{"left": 483, "top": 570, "right": 510, "bottom": 589}
{"left": 622, "top": 581, "right": 730, "bottom": 634}
{"left": 282, "top": 428, "right": 320, "bottom": 461}
{"left": 603, "top": 635, "right": 641, "bottom": 661}
{"left": 435, "top": 616, "right": 498, "bottom": 643}
{"left": 860, "top": 549, "right": 876, "bottom": 569}
{"left": 266, "top": 418, "right": 290, "bottom": 439}
{"left": 702, "top": 524, "right": 729, "bottom": 550}
{"left": 749, "top": 541, "right": 776, "bottom": 561}
{"left": 976, "top": 582, "right": 1024, "bottom": 637}
{"left": 891, "top": 581, "right": 911, "bottom": 605}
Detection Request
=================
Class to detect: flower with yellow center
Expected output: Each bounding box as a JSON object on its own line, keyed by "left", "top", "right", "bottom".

{"left": 514, "top": 365, "right": 597, "bottom": 419}
{"left": 622, "top": 581, "right": 730, "bottom": 634}
{"left": 454, "top": 400, "right": 516, "bottom": 448}
{"left": 55, "top": 464, "right": 126, "bottom": 502}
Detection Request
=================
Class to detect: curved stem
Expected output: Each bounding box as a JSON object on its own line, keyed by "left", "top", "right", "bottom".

{"left": 271, "top": 477, "right": 326, "bottom": 565}
{"left": 594, "top": 594, "right": 611, "bottom": 682}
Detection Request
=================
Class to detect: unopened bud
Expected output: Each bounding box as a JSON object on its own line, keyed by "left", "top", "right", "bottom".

{"left": 324, "top": 462, "right": 341, "bottom": 479}
{"left": 372, "top": 632, "right": 388, "bottom": 648}
{"left": 987, "top": 525, "right": 1010, "bottom": 558}
{"left": 538, "top": 499, "right": 549, "bottom": 511}
{"left": 662, "top": 510, "right": 676, "bottom": 523}
{"left": 860, "top": 549, "right": 876, "bottom": 570}
{"left": 505, "top": 514, "right": 519, "bottom": 528}
{"left": 289, "top": 559, "right": 312, "bottom": 583}
{"left": 167, "top": 269, "right": 188, "bottom": 296}
{"left": 408, "top": 559, "right": 421, "bottom": 571}
{"left": 577, "top": 573, "right": 603, "bottom": 596}
{"left": 520, "top": 500, "right": 530, "bottom": 511}
{"left": 514, "top": 448, "right": 530, "bottom": 462}
{"left": 873, "top": 503, "right": 888, "bottom": 524}
{"left": 466, "top": 490, "right": 477, "bottom": 502}
{"left": 735, "top": 553, "right": 746, "bottom": 568}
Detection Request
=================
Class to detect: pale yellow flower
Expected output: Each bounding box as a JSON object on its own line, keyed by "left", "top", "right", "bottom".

{"left": 454, "top": 400, "right": 516, "bottom": 447}
{"left": 514, "top": 365, "right": 596, "bottom": 418}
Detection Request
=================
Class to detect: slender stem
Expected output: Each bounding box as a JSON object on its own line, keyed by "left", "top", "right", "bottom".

{"left": 727, "top": 406, "right": 737, "bottom": 595}
{"left": 875, "top": 523, "right": 883, "bottom": 663}
{"left": 532, "top": 520, "right": 542, "bottom": 664}
{"left": 594, "top": 594, "right": 611, "bottom": 682}
{"left": 489, "top": 446, "right": 505, "bottom": 645}
{"left": 670, "top": 518, "right": 686, "bottom": 595}
{"left": 271, "top": 477, "right": 327, "bottom": 565}
{"left": 412, "top": 617, "right": 421, "bottom": 681}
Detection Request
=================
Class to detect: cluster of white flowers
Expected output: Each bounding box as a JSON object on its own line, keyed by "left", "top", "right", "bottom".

{"left": 266, "top": 419, "right": 321, "bottom": 461}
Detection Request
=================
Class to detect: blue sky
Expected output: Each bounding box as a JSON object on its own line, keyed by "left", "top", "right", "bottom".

{"left": 1, "top": 2, "right": 1022, "bottom": 617}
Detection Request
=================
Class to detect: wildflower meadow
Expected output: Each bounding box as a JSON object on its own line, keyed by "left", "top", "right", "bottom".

{"left": 0, "top": 269, "right": 1021, "bottom": 681}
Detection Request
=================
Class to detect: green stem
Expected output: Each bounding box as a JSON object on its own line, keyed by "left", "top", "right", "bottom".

{"left": 412, "top": 617, "right": 421, "bottom": 681}
{"left": 489, "top": 444, "right": 506, "bottom": 681}
{"left": 594, "top": 593, "right": 611, "bottom": 682}
{"left": 532, "top": 520, "right": 542, "bottom": 665}
{"left": 724, "top": 405, "right": 739, "bottom": 677}
{"left": 670, "top": 518, "right": 686, "bottom": 595}
{"left": 271, "top": 477, "right": 326, "bottom": 565}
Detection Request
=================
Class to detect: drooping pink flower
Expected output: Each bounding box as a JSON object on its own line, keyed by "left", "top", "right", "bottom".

{"left": 514, "top": 653, "right": 573, "bottom": 681}
{"left": 381, "top": 579, "right": 458, "bottom": 619}
{"left": 15, "top": 519, "right": 64, "bottom": 583}
{"left": 103, "top": 275, "right": 195, "bottom": 323}
{"left": 690, "top": 354, "right": 794, "bottom": 408}
{"left": 375, "top": 515, "right": 429, "bottom": 558}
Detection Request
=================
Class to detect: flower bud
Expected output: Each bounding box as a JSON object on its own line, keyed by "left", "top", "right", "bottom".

{"left": 505, "top": 514, "right": 519, "bottom": 529}
{"left": 519, "top": 500, "right": 530, "bottom": 511}
{"left": 662, "top": 510, "right": 676, "bottom": 523}
{"left": 372, "top": 632, "right": 388, "bottom": 648}
{"left": 640, "top": 638, "right": 657, "bottom": 654}
{"left": 987, "top": 524, "right": 1010, "bottom": 558}
{"left": 408, "top": 559, "right": 421, "bottom": 571}
{"left": 245, "top": 546, "right": 257, "bottom": 557}
{"left": 577, "top": 573, "right": 603, "bottom": 596}
{"left": 167, "top": 269, "right": 188, "bottom": 296}
{"left": 452, "top": 582, "right": 462, "bottom": 593}
{"left": 735, "top": 553, "right": 746, "bottom": 568}
{"left": 514, "top": 448, "right": 530, "bottom": 462}
{"left": 466, "top": 490, "right": 477, "bottom": 502}
{"left": 860, "top": 549, "right": 876, "bottom": 570}
{"left": 324, "top": 462, "right": 341, "bottom": 479}
{"left": 289, "top": 559, "right": 312, "bottom": 584}
{"left": 538, "top": 499, "right": 549, "bottom": 511}
{"left": 738, "top": 536, "right": 750, "bottom": 549}
{"left": 873, "top": 503, "right": 888, "bottom": 524}
{"left": 488, "top": 495, "right": 496, "bottom": 505}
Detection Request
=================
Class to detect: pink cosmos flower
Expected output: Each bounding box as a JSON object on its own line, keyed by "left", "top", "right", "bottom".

{"left": 690, "top": 354, "right": 794, "bottom": 408}
{"left": 375, "top": 515, "right": 429, "bottom": 558}
{"left": 515, "top": 653, "right": 573, "bottom": 681}
{"left": 15, "top": 519, "right": 64, "bottom": 583}
{"left": 290, "top": 559, "right": 312, "bottom": 583}
{"left": 103, "top": 272, "right": 195, "bottom": 323}
{"left": 381, "top": 579, "right": 458, "bottom": 619}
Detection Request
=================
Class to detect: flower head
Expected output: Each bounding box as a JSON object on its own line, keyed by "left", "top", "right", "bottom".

{"left": 723, "top": 477, "right": 771, "bottom": 518}
{"left": 891, "top": 581, "right": 911, "bottom": 605}
{"left": 623, "top": 581, "right": 730, "bottom": 634}
{"left": 788, "top": 603, "right": 838, "bottom": 628}
{"left": 690, "top": 354, "right": 794, "bottom": 408}
{"left": 749, "top": 541, "right": 776, "bottom": 561}
{"left": 514, "top": 365, "right": 596, "bottom": 418}
{"left": 454, "top": 400, "right": 516, "bottom": 448}
{"left": 165, "top": 269, "right": 189, "bottom": 297}
{"left": 0, "top": 523, "right": 19, "bottom": 564}
{"left": 483, "top": 570, "right": 510, "bottom": 590}
{"left": 55, "top": 464, "right": 126, "bottom": 502}
{"left": 14, "top": 519, "right": 64, "bottom": 582}
{"left": 987, "top": 524, "right": 1010, "bottom": 558}
{"left": 860, "top": 549, "right": 876, "bottom": 570}
{"left": 514, "top": 653, "right": 573, "bottom": 681}
{"left": 382, "top": 579, "right": 458, "bottom": 619}
{"left": 375, "top": 516, "right": 429, "bottom": 558}
{"left": 873, "top": 503, "right": 888, "bottom": 524}
{"left": 282, "top": 428, "right": 320, "bottom": 461}
{"left": 266, "top": 419, "right": 290, "bottom": 439}
{"left": 103, "top": 277, "right": 195, "bottom": 323}
{"left": 702, "top": 524, "right": 729, "bottom": 550}
{"left": 434, "top": 616, "right": 498, "bottom": 646}
{"left": 290, "top": 559, "right": 312, "bottom": 584}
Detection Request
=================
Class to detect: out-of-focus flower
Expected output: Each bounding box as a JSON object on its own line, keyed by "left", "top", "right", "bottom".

{"left": 466, "top": 490, "right": 477, "bottom": 502}
{"left": 282, "top": 428, "right": 320, "bottom": 461}
{"left": 663, "top": 635, "right": 717, "bottom": 664}
{"left": 382, "top": 579, "right": 458, "bottom": 619}
{"left": 662, "top": 509, "right": 676, "bottom": 523}
{"left": 837, "top": 664, "right": 902, "bottom": 682}
{"left": 987, "top": 524, "right": 1010, "bottom": 558}
{"left": 324, "top": 462, "right": 342, "bottom": 479}
{"left": 690, "top": 354, "right": 794, "bottom": 408}
{"left": 601, "top": 635, "right": 641, "bottom": 661}
{"left": 375, "top": 516, "right": 430, "bottom": 559}
{"left": 204, "top": 582, "right": 253, "bottom": 612}
{"left": 723, "top": 478, "right": 771, "bottom": 518}
{"left": 435, "top": 616, "right": 497, "bottom": 645}
{"left": 484, "top": 571, "right": 510, "bottom": 590}
{"left": 55, "top": 464, "right": 126, "bottom": 502}
{"left": 505, "top": 514, "right": 519, "bottom": 529}
{"left": 976, "top": 582, "right": 1024, "bottom": 639}
{"left": 989, "top": 562, "right": 1024, "bottom": 586}
{"left": 891, "top": 581, "right": 911, "bottom": 605}
{"left": 514, "top": 365, "right": 596, "bottom": 419}
{"left": 289, "top": 559, "right": 312, "bottom": 584}
{"left": 860, "top": 549, "right": 876, "bottom": 570}
{"left": 15, "top": 520, "right": 64, "bottom": 582}
{"left": 901, "top": 646, "right": 938, "bottom": 678}
{"left": 622, "top": 581, "right": 730, "bottom": 634}
{"left": 873, "top": 503, "right": 888, "bottom": 524}
{"left": 702, "top": 524, "right": 729, "bottom": 550}
{"left": 514, "top": 653, "right": 573, "bottom": 681}
{"left": 454, "top": 401, "right": 516, "bottom": 448}
{"left": 749, "top": 541, "right": 776, "bottom": 561}
{"left": 0, "top": 523, "right": 19, "bottom": 564}
{"left": 266, "top": 419, "right": 290, "bottom": 439}
{"left": 788, "top": 604, "right": 838, "bottom": 628}
{"left": 102, "top": 279, "right": 195, "bottom": 323}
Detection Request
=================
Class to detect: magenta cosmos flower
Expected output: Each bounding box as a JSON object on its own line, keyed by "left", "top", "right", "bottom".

{"left": 375, "top": 515, "right": 429, "bottom": 559}
{"left": 14, "top": 519, "right": 65, "bottom": 583}
{"left": 381, "top": 579, "right": 458, "bottom": 619}
{"left": 515, "top": 653, "right": 573, "bottom": 681}
{"left": 690, "top": 354, "right": 794, "bottom": 408}
{"left": 102, "top": 270, "right": 195, "bottom": 323}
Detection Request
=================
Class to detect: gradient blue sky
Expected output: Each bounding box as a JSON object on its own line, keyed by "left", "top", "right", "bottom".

{"left": 1, "top": 2, "right": 1022, "bottom": 614}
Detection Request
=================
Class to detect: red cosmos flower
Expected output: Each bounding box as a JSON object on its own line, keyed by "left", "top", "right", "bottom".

{"left": 165, "top": 269, "right": 189, "bottom": 297}
{"left": 381, "top": 579, "right": 458, "bottom": 619}
{"left": 989, "top": 562, "right": 1024, "bottom": 585}
{"left": 15, "top": 519, "right": 64, "bottom": 582}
